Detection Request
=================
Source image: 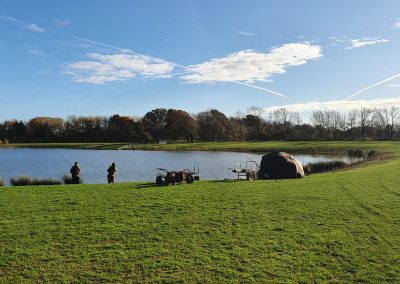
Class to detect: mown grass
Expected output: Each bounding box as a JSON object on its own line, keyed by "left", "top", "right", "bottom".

{"left": 1, "top": 141, "right": 399, "bottom": 282}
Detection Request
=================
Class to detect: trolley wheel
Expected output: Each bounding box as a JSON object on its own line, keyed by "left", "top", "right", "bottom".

{"left": 185, "top": 174, "right": 194, "bottom": 184}
{"left": 246, "top": 172, "right": 253, "bottom": 181}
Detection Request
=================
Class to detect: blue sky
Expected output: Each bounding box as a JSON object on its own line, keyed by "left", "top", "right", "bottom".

{"left": 1, "top": 0, "right": 400, "bottom": 121}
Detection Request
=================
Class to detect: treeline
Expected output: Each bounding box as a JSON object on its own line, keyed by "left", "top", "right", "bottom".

{"left": 1, "top": 107, "right": 399, "bottom": 143}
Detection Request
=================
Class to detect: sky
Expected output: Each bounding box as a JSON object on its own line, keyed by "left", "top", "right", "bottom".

{"left": 1, "top": 0, "right": 400, "bottom": 121}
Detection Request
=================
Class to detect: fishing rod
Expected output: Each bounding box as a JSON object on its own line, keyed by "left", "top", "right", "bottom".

{"left": 54, "top": 149, "right": 73, "bottom": 167}
{"left": 246, "top": 155, "right": 260, "bottom": 168}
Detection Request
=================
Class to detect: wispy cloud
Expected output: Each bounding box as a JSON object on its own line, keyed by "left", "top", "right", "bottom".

{"left": 327, "top": 36, "right": 348, "bottom": 47}
{"left": 237, "top": 30, "right": 255, "bottom": 36}
{"left": 180, "top": 42, "right": 322, "bottom": 84}
{"left": 65, "top": 53, "right": 174, "bottom": 84}
{"left": 345, "top": 37, "right": 388, "bottom": 49}
{"left": 329, "top": 36, "right": 389, "bottom": 49}
{"left": 27, "top": 49, "right": 46, "bottom": 56}
{"left": 386, "top": 83, "right": 400, "bottom": 87}
{"left": 263, "top": 97, "right": 400, "bottom": 112}
{"left": 394, "top": 18, "right": 400, "bottom": 29}
{"left": 53, "top": 18, "right": 71, "bottom": 27}
{"left": 26, "top": 23, "right": 45, "bottom": 33}
{"left": 0, "top": 15, "right": 45, "bottom": 33}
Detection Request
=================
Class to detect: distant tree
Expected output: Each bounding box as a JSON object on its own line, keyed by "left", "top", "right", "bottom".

{"left": 165, "top": 109, "right": 196, "bottom": 142}
{"left": 373, "top": 107, "right": 399, "bottom": 140}
{"left": 311, "top": 110, "right": 346, "bottom": 140}
{"left": 196, "top": 109, "right": 231, "bottom": 141}
{"left": 244, "top": 106, "right": 267, "bottom": 140}
{"left": 0, "top": 120, "right": 26, "bottom": 142}
{"left": 143, "top": 108, "right": 168, "bottom": 142}
{"left": 26, "top": 117, "right": 64, "bottom": 142}
{"left": 270, "top": 108, "right": 296, "bottom": 139}
{"left": 107, "top": 114, "right": 136, "bottom": 142}
{"left": 357, "top": 108, "right": 373, "bottom": 140}
{"left": 229, "top": 113, "right": 247, "bottom": 141}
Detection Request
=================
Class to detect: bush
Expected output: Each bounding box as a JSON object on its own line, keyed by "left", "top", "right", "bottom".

{"left": 10, "top": 176, "right": 62, "bottom": 186}
{"left": 0, "top": 178, "right": 3, "bottom": 187}
{"left": 62, "top": 174, "right": 82, "bottom": 184}
{"left": 348, "top": 149, "right": 364, "bottom": 158}
{"left": 367, "top": 150, "right": 376, "bottom": 158}
{"left": 305, "top": 160, "right": 348, "bottom": 174}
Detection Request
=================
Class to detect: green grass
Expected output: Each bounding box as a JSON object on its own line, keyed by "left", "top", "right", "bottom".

{"left": 1, "top": 141, "right": 400, "bottom": 282}
{"left": 11, "top": 142, "right": 129, "bottom": 150}
{"left": 133, "top": 141, "right": 399, "bottom": 153}
{"left": 11, "top": 140, "right": 398, "bottom": 153}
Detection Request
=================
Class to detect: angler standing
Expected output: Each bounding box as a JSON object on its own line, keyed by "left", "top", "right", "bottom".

{"left": 70, "top": 162, "right": 81, "bottom": 184}
{"left": 107, "top": 162, "right": 117, "bottom": 183}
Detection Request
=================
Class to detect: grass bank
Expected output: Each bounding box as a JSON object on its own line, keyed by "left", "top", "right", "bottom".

{"left": 11, "top": 141, "right": 399, "bottom": 154}
{"left": 1, "top": 141, "right": 399, "bottom": 282}
{"left": 11, "top": 142, "right": 128, "bottom": 150}
{"left": 133, "top": 141, "right": 399, "bottom": 154}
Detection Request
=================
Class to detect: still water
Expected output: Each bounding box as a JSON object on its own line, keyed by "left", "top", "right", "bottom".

{"left": 0, "top": 149, "right": 357, "bottom": 185}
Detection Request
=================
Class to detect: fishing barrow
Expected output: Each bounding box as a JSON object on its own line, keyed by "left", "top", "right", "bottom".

{"left": 156, "top": 162, "right": 200, "bottom": 185}
{"left": 229, "top": 160, "right": 259, "bottom": 180}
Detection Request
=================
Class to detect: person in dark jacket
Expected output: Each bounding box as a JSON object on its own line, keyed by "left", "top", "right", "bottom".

{"left": 70, "top": 162, "right": 81, "bottom": 184}
{"left": 107, "top": 162, "right": 117, "bottom": 183}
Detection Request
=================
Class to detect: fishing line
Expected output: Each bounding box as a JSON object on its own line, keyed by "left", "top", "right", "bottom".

{"left": 54, "top": 149, "right": 72, "bottom": 166}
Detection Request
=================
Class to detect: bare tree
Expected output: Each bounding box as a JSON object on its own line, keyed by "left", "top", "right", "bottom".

{"left": 373, "top": 107, "right": 399, "bottom": 140}
{"left": 245, "top": 106, "right": 267, "bottom": 140}
{"left": 357, "top": 108, "right": 372, "bottom": 140}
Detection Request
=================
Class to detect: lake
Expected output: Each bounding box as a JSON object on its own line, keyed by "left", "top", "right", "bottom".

{"left": 0, "top": 148, "right": 359, "bottom": 185}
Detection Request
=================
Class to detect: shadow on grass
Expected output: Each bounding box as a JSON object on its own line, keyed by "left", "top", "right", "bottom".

{"left": 135, "top": 182, "right": 158, "bottom": 189}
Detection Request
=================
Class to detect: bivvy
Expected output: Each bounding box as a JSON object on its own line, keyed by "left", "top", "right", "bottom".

{"left": 258, "top": 152, "right": 305, "bottom": 179}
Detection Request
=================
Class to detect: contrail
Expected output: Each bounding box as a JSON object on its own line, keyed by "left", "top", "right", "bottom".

{"left": 232, "top": 81, "right": 286, "bottom": 98}
{"left": 344, "top": 73, "right": 400, "bottom": 101}
{"left": 69, "top": 34, "right": 287, "bottom": 98}
{"left": 0, "top": 15, "right": 25, "bottom": 25}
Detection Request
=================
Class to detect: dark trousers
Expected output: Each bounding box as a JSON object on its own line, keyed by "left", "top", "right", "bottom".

{"left": 72, "top": 176, "right": 80, "bottom": 184}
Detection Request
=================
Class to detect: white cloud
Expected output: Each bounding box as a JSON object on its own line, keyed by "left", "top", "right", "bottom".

{"left": 180, "top": 42, "right": 322, "bottom": 83}
{"left": 263, "top": 97, "right": 400, "bottom": 112}
{"left": 53, "top": 18, "right": 71, "bottom": 27}
{"left": 386, "top": 83, "right": 400, "bottom": 87}
{"left": 65, "top": 53, "right": 174, "bottom": 84}
{"left": 346, "top": 38, "right": 388, "bottom": 49}
{"left": 237, "top": 30, "right": 255, "bottom": 36}
{"left": 26, "top": 23, "right": 45, "bottom": 33}
{"left": 394, "top": 18, "right": 400, "bottom": 29}
{"left": 0, "top": 15, "right": 45, "bottom": 32}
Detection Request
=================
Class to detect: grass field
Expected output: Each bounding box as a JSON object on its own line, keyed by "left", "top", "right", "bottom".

{"left": 1, "top": 141, "right": 400, "bottom": 282}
